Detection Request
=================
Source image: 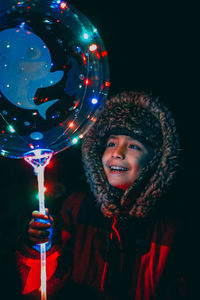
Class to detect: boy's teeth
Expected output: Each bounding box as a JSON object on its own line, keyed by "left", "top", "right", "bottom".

{"left": 110, "top": 166, "right": 128, "bottom": 171}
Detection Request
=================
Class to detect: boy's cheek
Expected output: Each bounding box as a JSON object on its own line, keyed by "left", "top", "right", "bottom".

{"left": 103, "top": 165, "right": 108, "bottom": 178}
{"left": 101, "top": 157, "right": 107, "bottom": 171}
{"left": 101, "top": 162, "right": 109, "bottom": 180}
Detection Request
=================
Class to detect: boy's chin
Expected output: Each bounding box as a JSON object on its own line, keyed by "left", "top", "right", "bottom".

{"left": 109, "top": 181, "right": 130, "bottom": 191}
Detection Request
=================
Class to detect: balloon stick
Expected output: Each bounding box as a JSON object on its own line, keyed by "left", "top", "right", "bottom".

{"left": 24, "top": 149, "right": 53, "bottom": 300}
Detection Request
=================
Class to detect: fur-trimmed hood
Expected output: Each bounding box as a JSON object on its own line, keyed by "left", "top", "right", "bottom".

{"left": 82, "top": 91, "right": 180, "bottom": 218}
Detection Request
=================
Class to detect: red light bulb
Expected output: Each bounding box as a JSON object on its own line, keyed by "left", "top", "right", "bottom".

{"left": 60, "top": 2, "right": 68, "bottom": 10}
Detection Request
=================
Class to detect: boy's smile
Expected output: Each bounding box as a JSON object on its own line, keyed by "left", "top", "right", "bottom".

{"left": 102, "top": 135, "right": 153, "bottom": 191}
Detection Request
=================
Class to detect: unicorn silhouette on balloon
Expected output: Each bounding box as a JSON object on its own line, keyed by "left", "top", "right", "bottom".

{"left": 0, "top": 28, "right": 64, "bottom": 120}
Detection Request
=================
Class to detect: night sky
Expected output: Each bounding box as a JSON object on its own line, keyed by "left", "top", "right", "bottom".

{"left": 0, "top": 0, "right": 197, "bottom": 243}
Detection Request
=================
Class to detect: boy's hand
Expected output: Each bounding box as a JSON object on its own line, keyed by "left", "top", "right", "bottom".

{"left": 28, "top": 209, "right": 54, "bottom": 244}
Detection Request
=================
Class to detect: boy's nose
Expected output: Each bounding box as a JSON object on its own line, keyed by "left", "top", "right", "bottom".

{"left": 112, "top": 146, "right": 126, "bottom": 159}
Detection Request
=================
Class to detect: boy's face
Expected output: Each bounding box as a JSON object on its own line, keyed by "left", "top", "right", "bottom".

{"left": 102, "top": 135, "right": 154, "bottom": 191}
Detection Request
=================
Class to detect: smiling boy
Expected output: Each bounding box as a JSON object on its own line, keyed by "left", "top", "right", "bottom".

{"left": 16, "top": 91, "right": 188, "bottom": 299}
{"left": 102, "top": 135, "right": 153, "bottom": 191}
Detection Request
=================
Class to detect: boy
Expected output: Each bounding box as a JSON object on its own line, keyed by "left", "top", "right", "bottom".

{"left": 16, "top": 91, "right": 186, "bottom": 299}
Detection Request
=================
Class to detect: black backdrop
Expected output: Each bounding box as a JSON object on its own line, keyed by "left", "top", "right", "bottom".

{"left": 0, "top": 0, "right": 197, "bottom": 295}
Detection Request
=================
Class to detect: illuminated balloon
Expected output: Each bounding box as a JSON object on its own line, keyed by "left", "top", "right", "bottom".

{"left": 0, "top": 0, "right": 110, "bottom": 158}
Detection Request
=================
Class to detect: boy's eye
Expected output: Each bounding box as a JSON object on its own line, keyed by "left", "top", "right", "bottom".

{"left": 107, "top": 142, "right": 116, "bottom": 147}
{"left": 129, "top": 144, "right": 141, "bottom": 150}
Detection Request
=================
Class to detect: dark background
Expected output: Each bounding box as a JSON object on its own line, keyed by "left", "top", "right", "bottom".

{"left": 0, "top": 0, "right": 197, "bottom": 294}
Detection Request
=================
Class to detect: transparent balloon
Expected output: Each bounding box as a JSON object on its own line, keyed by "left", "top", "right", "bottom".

{"left": 0, "top": 0, "right": 110, "bottom": 158}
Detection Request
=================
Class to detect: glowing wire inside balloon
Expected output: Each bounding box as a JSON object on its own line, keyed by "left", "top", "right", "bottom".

{"left": 24, "top": 149, "right": 53, "bottom": 300}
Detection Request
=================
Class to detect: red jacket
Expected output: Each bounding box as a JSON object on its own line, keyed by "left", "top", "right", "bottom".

{"left": 16, "top": 191, "right": 188, "bottom": 300}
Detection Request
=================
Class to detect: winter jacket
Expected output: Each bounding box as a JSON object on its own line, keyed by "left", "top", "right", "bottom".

{"left": 16, "top": 190, "right": 187, "bottom": 300}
